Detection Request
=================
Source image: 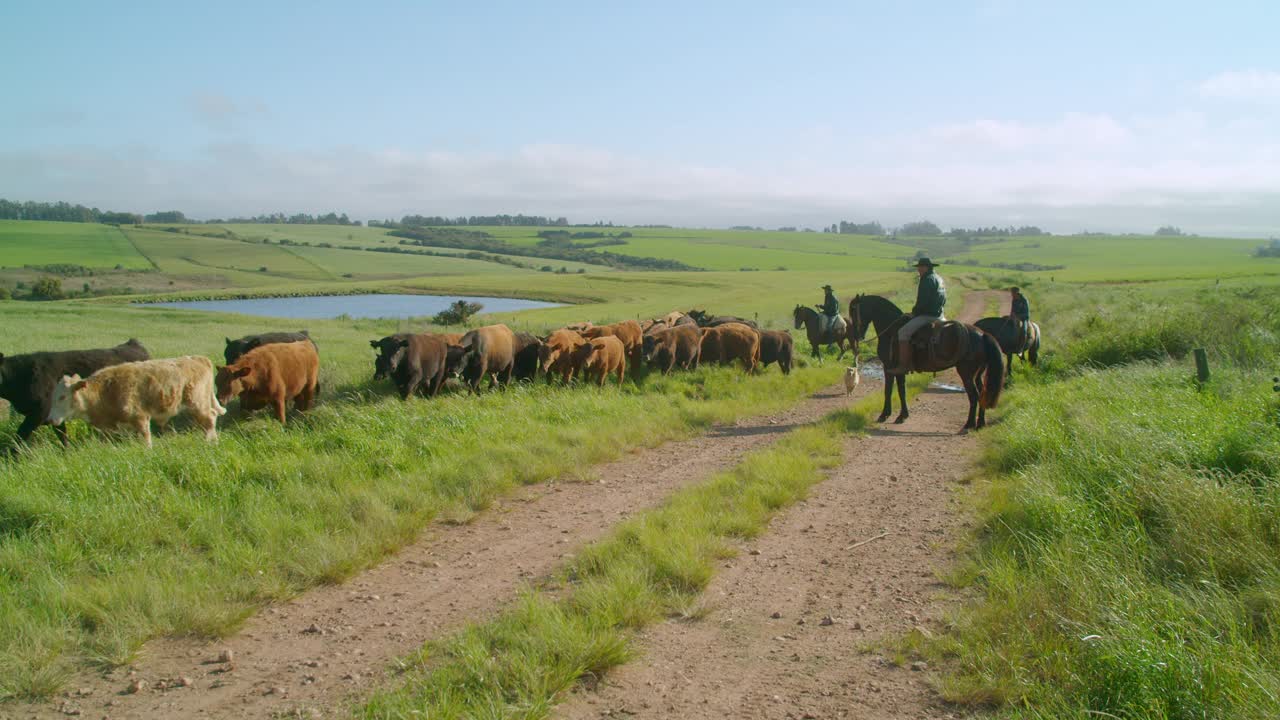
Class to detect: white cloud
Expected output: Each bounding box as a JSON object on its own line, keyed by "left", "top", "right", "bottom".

{"left": 2, "top": 107, "right": 1279, "bottom": 235}
{"left": 1198, "top": 69, "right": 1280, "bottom": 102}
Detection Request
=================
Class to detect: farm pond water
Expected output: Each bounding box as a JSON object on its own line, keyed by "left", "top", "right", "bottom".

{"left": 142, "top": 294, "right": 563, "bottom": 320}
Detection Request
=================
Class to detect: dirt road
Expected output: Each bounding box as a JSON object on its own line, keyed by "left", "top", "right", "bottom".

{"left": 21, "top": 292, "right": 1002, "bottom": 720}
{"left": 555, "top": 290, "right": 1001, "bottom": 720}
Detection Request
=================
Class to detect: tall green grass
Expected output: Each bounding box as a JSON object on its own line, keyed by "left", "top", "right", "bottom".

{"left": 0, "top": 362, "right": 838, "bottom": 700}
{"left": 358, "top": 390, "right": 903, "bottom": 719}
{"left": 932, "top": 284, "right": 1280, "bottom": 718}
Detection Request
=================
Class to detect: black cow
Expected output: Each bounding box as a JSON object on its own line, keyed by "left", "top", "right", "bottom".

{"left": 0, "top": 339, "right": 150, "bottom": 447}
{"left": 758, "top": 330, "right": 794, "bottom": 375}
{"left": 512, "top": 332, "right": 544, "bottom": 382}
{"left": 224, "top": 331, "right": 314, "bottom": 365}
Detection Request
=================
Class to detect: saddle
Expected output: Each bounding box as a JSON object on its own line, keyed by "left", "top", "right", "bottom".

{"left": 818, "top": 314, "right": 847, "bottom": 339}
{"left": 903, "top": 320, "right": 969, "bottom": 372}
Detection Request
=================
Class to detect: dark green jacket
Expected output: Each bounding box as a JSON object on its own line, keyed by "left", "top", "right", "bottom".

{"left": 820, "top": 291, "right": 840, "bottom": 317}
{"left": 912, "top": 271, "right": 946, "bottom": 316}
{"left": 1012, "top": 295, "right": 1030, "bottom": 320}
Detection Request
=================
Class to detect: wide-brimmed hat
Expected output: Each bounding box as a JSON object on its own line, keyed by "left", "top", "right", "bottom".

{"left": 913, "top": 257, "right": 938, "bottom": 268}
{"left": 821, "top": 284, "right": 833, "bottom": 290}
{"left": 1010, "top": 286, "right": 1021, "bottom": 293}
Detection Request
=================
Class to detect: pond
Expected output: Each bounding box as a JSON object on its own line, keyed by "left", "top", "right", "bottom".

{"left": 142, "top": 294, "right": 563, "bottom": 320}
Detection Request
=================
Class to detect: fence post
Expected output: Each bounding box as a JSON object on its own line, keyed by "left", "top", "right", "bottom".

{"left": 1193, "top": 348, "right": 1210, "bottom": 384}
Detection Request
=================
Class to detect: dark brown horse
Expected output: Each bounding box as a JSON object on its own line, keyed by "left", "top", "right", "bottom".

{"left": 848, "top": 294, "right": 1004, "bottom": 430}
{"left": 792, "top": 305, "right": 850, "bottom": 362}
{"left": 975, "top": 317, "right": 1041, "bottom": 382}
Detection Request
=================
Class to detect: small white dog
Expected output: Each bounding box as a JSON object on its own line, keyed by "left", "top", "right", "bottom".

{"left": 843, "top": 365, "right": 861, "bottom": 394}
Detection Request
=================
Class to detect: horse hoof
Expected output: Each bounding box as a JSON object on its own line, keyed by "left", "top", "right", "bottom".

{"left": 876, "top": 413, "right": 890, "bottom": 423}
{"left": 893, "top": 415, "right": 908, "bottom": 425}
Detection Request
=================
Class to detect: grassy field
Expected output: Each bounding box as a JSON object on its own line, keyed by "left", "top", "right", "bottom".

{"left": 921, "top": 282, "right": 1280, "bottom": 718}
{"left": 0, "top": 220, "right": 152, "bottom": 270}
{"left": 3, "top": 218, "right": 1279, "bottom": 711}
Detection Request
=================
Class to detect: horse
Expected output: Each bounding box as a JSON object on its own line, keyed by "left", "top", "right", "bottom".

{"left": 792, "top": 305, "right": 850, "bottom": 362}
{"left": 974, "top": 318, "right": 1041, "bottom": 382}
{"left": 848, "top": 294, "right": 1004, "bottom": 431}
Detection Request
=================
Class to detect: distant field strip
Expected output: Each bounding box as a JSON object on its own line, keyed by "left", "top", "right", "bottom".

{"left": 0, "top": 220, "right": 151, "bottom": 270}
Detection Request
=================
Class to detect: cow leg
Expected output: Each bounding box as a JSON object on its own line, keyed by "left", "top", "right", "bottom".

{"left": 273, "top": 395, "right": 288, "bottom": 425}
{"left": 136, "top": 417, "right": 153, "bottom": 448}
{"left": 401, "top": 370, "right": 422, "bottom": 400}
{"left": 16, "top": 415, "right": 44, "bottom": 445}
{"left": 196, "top": 411, "right": 218, "bottom": 442}
{"left": 429, "top": 368, "right": 446, "bottom": 397}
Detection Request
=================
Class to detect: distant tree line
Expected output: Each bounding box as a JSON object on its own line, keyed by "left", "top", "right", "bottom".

{"left": 0, "top": 199, "right": 142, "bottom": 225}
{"left": 209, "top": 212, "right": 360, "bottom": 226}
{"left": 825, "top": 221, "right": 886, "bottom": 235}
{"left": 389, "top": 227, "right": 700, "bottom": 271}
{"left": 378, "top": 214, "right": 571, "bottom": 228}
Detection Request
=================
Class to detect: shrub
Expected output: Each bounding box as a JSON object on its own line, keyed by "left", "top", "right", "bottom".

{"left": 29, "top": 276, "right": 64, "bottom": 300}
{"left": 431, "top": 300, "right": 483, "bottom": 326}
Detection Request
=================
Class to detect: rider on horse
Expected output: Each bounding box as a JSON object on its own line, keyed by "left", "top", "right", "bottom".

{"left": 818, "top": 284, "right": 842, "bottom": 336}
{"left": 889, "top": 258, "right": 946, "bottom": 373}
{"left": 1008, "top": 286, "right": 1030, "bottom": 347}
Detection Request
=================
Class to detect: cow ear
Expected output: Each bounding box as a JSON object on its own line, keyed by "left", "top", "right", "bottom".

{"left": 369, "top": 339, "right": 380, "bottom": 349}
{"left": 234, "top": 367, "right": 252, "bottom": 378}
{"left": 399, "top": 339, "right": 410, "bottom": 347}
{"left": 225, "top": 337, "right": 232, "bottom": 345}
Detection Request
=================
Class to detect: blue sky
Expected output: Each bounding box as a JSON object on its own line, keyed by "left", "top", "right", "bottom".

{"left": 3, "top": 1, "right": 1278, "bottom": 234}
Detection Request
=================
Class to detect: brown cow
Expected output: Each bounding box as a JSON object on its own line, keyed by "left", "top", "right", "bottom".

{"left": 457, "top": 324, "right": 517, "bottom": 392}
{"left": 573, "top": 336, "right": 627, "bottom": 387}
{"left": 700, "top": 322, "right": 760, "bottom": 373}
{"left": 582, "top": 319, "right": 644, "bottom": 371}
{"left": 640, "top": 323, "right": 701, "bottom": 375}
{"left": 391, "top": 334, "right": 459, "bottom": 400}
{"left": 758, "top": 329, "right": 794, "bottom": 375}
{"left": 215, "top": 341, "right": 320, "bottom": 424}
{"left": 538, "top": 328, "right": 587, "bottom": 384}
{"left": 49, "top": 356, "right": 226, "bottom": 447}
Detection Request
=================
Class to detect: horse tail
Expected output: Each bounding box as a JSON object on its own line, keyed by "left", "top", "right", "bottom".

{"left": 980, "top": 331, "right": 1004, "bottom": 409}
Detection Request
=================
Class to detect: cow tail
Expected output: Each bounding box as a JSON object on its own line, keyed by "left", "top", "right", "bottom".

{"left": 980, "top": 331, "right": 1004, "bottom": 410}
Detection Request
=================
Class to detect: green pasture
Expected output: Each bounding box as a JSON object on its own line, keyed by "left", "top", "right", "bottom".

{"left": 0, "top": 221, "right": 151, "bottom": 270}
{"left": 936, "top": 233, "right": 1277, "bottom": 282}
{"left": 921, "top": 281, "right": 1280, "bottom": 718}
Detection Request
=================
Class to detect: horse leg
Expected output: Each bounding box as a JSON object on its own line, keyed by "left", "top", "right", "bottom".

{"left": 893, "top": 373, "right": 909, "bottom": 424}
{"left": 961, "top": 366, "right": 979, "bottom": 431}
{"left": 877, "top": 374, "right": 893, "bottom": 422}
{"left": 835, "top": 337, "right": 847, "bottom": 361}
{"left": 974, "top": 369, "right": 987, "bottom": 429}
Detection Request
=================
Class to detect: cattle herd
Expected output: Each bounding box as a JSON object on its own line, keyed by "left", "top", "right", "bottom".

{"left": 0, "top": 310, "right": 797, "bottom": 450}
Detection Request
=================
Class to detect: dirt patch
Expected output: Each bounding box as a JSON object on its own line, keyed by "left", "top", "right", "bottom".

{"left": 17, "top": 379, "right": 874, "bottom": 720}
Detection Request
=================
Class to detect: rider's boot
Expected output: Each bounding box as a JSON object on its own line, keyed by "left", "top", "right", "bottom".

{"left": 887, "top": 339, "right": 913, "bottom": 374}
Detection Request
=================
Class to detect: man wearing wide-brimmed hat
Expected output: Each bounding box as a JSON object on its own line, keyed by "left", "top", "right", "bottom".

{"left": 1008, "top": 286, "right": 1030, "bottom": 348}
{"left": 888, "top": 257, "right": 946, "bottom": 373}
